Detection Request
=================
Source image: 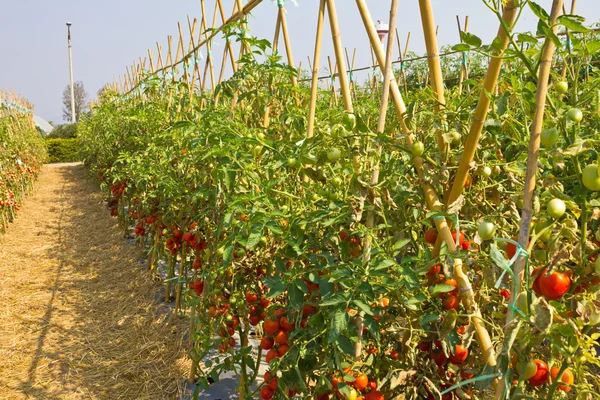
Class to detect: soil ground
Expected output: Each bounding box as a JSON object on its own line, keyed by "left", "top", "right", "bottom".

{"left": 0, "top": 163, "right": 190, "bottom": 400}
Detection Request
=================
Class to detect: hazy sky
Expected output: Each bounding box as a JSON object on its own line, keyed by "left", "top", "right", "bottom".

{"left": 0, "top": 0, "right": 597, "bottom": 124}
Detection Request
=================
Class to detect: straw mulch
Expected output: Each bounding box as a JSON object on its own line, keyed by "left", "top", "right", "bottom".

{"left": 0, "top": 163, "right": 190, "bottom": 400}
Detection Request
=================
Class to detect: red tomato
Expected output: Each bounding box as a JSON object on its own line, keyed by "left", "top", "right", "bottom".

{"left": 539, "top": 271, "right": 571, "bottom": 300}
{"left": 260, "top": 336, "right": 274, "bottom": 350}
{"left": 280, "top": 316, "right": 295, "bottom": 331}
{"left": 449, "top": 344, "right": 468, "bottom": 365}
{"left": 550, "top": 366, "right": 574, "bottom": 392}
{"left": 264, "top": 319, "right": 281, "bottom": 335}
{"left": 425, "top": 227, "right": 438, "bottom": 244}
{"left": 260, "top": 385, "right": 274, "bottom": 400}
{"left": 274, "top": 330, "right": 288, "bottom": 345}
{"left": 451, "top": 231, "right": 465, "bottom": 246}
{"left": 528, "top": 359, "right": 548, "bottom": 386}
{"left": 443, "top": 294, "right": 460, "bottom": 310}
{"left": 431, "top": 347, "right": 447, "bottom": 367}
{"left": 364, "top": 391, "right": 384, "bottom": 400}
{"left": 353, "top": 373, "right": 368, "bottom": 391}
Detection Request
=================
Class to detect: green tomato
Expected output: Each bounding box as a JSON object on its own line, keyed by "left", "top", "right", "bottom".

{"left": 547, "top": 198, "right": 566, "bottom": 219}
{"left": 287, "top": 157, "right": 297, "bottom": 168}
{"left": 525, "top": 359, "right": 538, "bottom": 380}
{"left": 217, "top": 247, "right": 224, "bottom": 256}
{"left": 478, "top": 221, "right": 496, "bottom": 241}
{"left": 235, "top": 248, "right": 246, "bottom": 258}
{"left": 411, "top": 141, "right": 425, "bottom": 157}
{"left": 449, "top": 130, "right": 461, "bottom": 146}
{"left": 582, "top": 164, "right": 600, "bottom": 191}
{"left": 516, "top": 291, "right": 529, "bottom": 314}
{"left": 331, "top": 123, "right": 347, "bottom": 138}
{"left": 555, "top": 81, "right": 569, "bottom": 95}
{"left": 252, "top": 145, "right": 263, "bottom": 157}
{"left": 331, "top": 176, "right": 343, "bottom": 188}
{"left": 327, "top": 148, "right": 342, "bottom": 163}
{"left": 540, "top": 128, "right": 559, "bottom": 147}
{"left": 566, "top": 108, "right": 583, "bottom": 123}
{"left": 342, "top": 113, "right": 357, "bottom": 131}
{"left": 594, "top": 257, "right": 600, "bottom": 276}
{"left": 257, "top": 132, "right": 265, "bottom": 140}
{"left": 535, "top": 220, "right": 553, "bottom": 243}
{"left": 589, "top": 309, "right": 600, "bottom": 326}
{"left": 481, "top": 166, "right": 492, "bottom": 178}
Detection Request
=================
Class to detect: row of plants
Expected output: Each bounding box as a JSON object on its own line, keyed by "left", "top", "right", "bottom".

{"left": 0, "top": 101, "right": 47, "bottom": 233}
{"left": 79, "top": 2, "right": 600, "bottom": 399}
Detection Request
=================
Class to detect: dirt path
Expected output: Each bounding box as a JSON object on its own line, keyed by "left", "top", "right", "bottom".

{"left": 0, "top": 163, "right": 189, "bottom": 400}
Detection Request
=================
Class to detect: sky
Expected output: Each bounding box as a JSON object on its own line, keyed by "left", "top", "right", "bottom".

{"left": 0, "top": 0, "right": 598, "bottom": 125}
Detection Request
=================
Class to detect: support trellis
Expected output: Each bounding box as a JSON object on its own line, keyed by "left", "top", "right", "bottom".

{"left": 96, "top": 0, "right": 598, "bottom": 397}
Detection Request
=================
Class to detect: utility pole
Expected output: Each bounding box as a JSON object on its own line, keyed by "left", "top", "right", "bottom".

{"left": 66, "top": 22, "right": 76, "bottom": 123}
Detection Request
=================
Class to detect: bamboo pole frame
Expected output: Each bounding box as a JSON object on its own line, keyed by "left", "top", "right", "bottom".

{"left": 306, "top": 0, "right": 326, "bottom": 139}
{"left": 355, "top": 0, "right": 497, "bottom": 369}
{"left": 456, "top": 16, "right": 470, "bottom": 95}
{"left": 419, "top": 0, "right": 447, "bottom": 152}
{"left": 494, "top": 1, "right": 564, "bottom": 398}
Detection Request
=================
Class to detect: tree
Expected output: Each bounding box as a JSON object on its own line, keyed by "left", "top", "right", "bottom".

{"left": 62, "top": 81, "right": 89, "bottom": 122}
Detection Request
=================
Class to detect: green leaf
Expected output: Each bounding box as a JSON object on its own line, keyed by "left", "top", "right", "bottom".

{"left": 586, "top": 40, "right": 600, "bottom": 55}
{"left": 420, "top": 313, "right": 440, "bottom": 327}
{"left": 452, "top": 43, "right": 472, "bottom": 52}
{"left": 557, "top": 15, "right": 590, "bottom": 33}
{"left": 352, "top": 299, "right": 374, "bottom": 316}
{"left": 372, "top": 258, "right": 395, "bottom": 271}
{"left": 429, "top": 284, "right": 457, "bottom": 296}
{"left": 321, "top": 291, "right": 350, "bottom": 306}
{"left": 529, "top": 1, "right": 550, "bottom": 22}
{"left": 363, "top": 315, "right": 381, "bottom": 342}
{"left": 461, "top": 32, "right": 482, "bottom": 48}
{"left": 265, "top": 278, "right": 287, "bottom": 299}
{"left": 246, "top": 223, "right": 264, "bottom": 250}
{"left": 328, "top": 307, "right": 348, "bottom": 343}
{"left": 517, "top": 33, "right": 539, "bottom": 45}
{"left": 289, "top": 283, "right": 304, "bottom": 309}
{"left": 223, "top": 240, "right": 234, "bottom": 265}
{"left": 336, "top": 335, "right": 355, "bottom": 357}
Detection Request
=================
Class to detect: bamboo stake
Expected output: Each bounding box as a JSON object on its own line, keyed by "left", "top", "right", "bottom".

{"left": 325, "top": 0, "right": 353, "bottom": 112}
{"left": 357, "top": 0, "right": 400, "bottom": 361}
{"left": 445, "top": 2, "right": 519, "bottom": 207}
{"left": 395, "top": 30, "right": 409, "bottom": 95}
{"left": 456, "top": 16, "right": 470, "bottom": 95}
{"left": 327, "top": 56, "right": 338, "bottom": 105}
{"left": 306, "top": 0, "right": 326, "bottom": 139}
{"left": 278, "top": 2, "right": 298, "bottom": 89}
{"left": 560, "top": 0, "right": 577, "bottom": 79}
{"left": 418, "top": 0, "right": 447, "bottom": 152}
{"left": 495, "top": 3, "right": 563, "bottom": 397}
{"left": 148, "top": 49, "right": 155, "bottom": 73}
{"left": 355, "top": 0, "right": 497, "bottom": 369}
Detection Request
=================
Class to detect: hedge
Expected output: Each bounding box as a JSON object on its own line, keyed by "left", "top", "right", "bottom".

{"left": 45, "top": 138, "right": 80, "bottom": 163}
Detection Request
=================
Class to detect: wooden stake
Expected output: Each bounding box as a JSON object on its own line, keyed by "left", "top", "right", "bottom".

{"left": 445, "top": 2, "right": 519, "bottom": 208}
{"left": 148, "top": 49, "right": 155, "bottom": 73}
{"left": 495, "top": 3, "right": 563, "bottom": 397}
{"left": 358, "top": 0, "right": 400, "bottom": 361}
{"left": 306, "top": 0, "right": 326, "bottom": 139}
{"left": 418, "top": 0, "right": 447, "bottom": 152}
{"left": 327, "top": 56, "right": 338, "bottom": 105}
{"left": 325, "top": 0, "right": 353, "bottom": 112}
{"left": 456, "top": 15, "right": 470, "bottom": 94}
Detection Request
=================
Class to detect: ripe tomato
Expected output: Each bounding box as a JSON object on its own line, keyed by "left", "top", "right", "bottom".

{"left": 353, "top": 373, "right": 368, "bottom": 391}
{"left": 431, "top": 347, "right": 447, "bottom": 367}
{"left": 368, "top": 380, "right": 377, "bottom": 390}
{"left": 550, "top": 366, "right": 574, "bottom": 392}
{"left": 245, "top": 290, "right": 258, "bottom": 303}
{"left": 443, "top": 279, "right": 458, "bottom": 296}
{"left": 265, "top": 348, "right": 278, "bottom": 363}
{"left": 443, "top": 294, "right": 459, "bottom": 310}
{"left": 364, "top": 392, "right": 384, "bottom": 400}
{"left": 425, "top": 227, "right": 438, "bottom": 244}
{"left": 390, "top": 349, "right": 399, "bottom": 360}
{"left": 260, "top": 336, "right": 274, "bottom": 350}
{"left": 264, "top": 319, "right": 281, "bottom": 335}
{"left": 274, "top": 330, "right": 288, "bottom": 345}
{"left": 427, "top": 264, "right": 441, "bottom": 276}
{"left": 277, "top": 344, "right": 290, "bottom": 356}
{"left": 280, "top": 316, "right": 295, "bottom": 331}
{"left": 449, "top": 344, "right": 468, "bottom": 365}
{"left": 260, "top": 385, "right": 274, "bottom": 400}
{"left": 527, "top": 359, "right": 548, "bottom": 386}
{"left": 451, "top": 231, "right": 465, "bottom": 246}
{"left": 539, "top": 270, "right": 571, "bottom": 300}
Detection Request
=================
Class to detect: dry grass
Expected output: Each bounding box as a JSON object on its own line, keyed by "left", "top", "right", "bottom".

{"left": 0, "top": 163, "right": 190, "bottom": 400}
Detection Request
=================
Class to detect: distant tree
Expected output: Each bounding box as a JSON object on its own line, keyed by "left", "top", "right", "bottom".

{"left": 62, "top": 81, "right": 89, "bottom": 122}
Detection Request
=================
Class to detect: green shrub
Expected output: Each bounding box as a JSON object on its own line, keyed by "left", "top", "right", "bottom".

{"left": 45, "top": 138, "right": 80, "bottom": 163}
{"left": 46, "top": 123, "right": 77, "bottom": 139}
